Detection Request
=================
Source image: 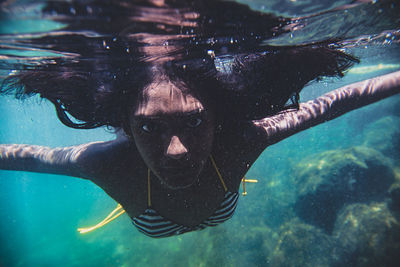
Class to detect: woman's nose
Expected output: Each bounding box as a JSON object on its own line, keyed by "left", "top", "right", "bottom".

{"left": 166, "top": 135, "right": 188, "bottom": 159}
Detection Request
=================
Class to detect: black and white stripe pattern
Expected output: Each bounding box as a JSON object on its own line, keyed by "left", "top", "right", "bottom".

{"left": 132, "top": 191, "right": 239, "bottom": 238}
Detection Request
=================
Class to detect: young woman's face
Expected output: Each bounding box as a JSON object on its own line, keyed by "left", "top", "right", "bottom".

{"left": 130, "top": 75, "right": 216, "bottom": 189}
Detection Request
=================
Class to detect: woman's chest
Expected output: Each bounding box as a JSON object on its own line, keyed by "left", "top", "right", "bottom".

{"left": 149, "top": 182, "right": 228, "bottom": 226}
{"left": 147, "top": 155, "right": 251, "bottom": 226}
{"left": 108, "top": 164, "right": 242, "bottom": 227}
{"left": 95, "top": 126, "right": 260, "bottom": 226}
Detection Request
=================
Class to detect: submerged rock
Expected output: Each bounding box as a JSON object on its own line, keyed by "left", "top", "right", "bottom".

{"left": 389, "top": 176, "right": 400, "bottom": 213}
{"left": 332, "top": 202, "right": 400, "bottom": 267}
{"left": 362, "top": 116, "right": 400, "bottom": 161}
{"left": 270, "top": 219, "right": 336, "bottom": 267}
{"left": 293, "top": 146, "right": 394, "bottom": 233}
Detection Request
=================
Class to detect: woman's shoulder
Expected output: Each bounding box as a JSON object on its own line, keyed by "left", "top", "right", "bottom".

{"left": 76, "top": 133, "right": 141, "bottom": 180}
{"left": 216, "top": 120, "right": 267, "bottom": 156}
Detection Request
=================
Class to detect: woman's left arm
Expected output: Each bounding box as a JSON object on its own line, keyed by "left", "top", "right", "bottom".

{"left": 252, "top": 70, "right": 400, "bottom": 146}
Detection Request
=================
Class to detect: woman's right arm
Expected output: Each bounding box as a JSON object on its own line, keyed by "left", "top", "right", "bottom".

{"left": 251, "top": 70, "right": 400, "bottom": 147}
{"left": 0, "top": 136, "right": 131, "bottom": 180}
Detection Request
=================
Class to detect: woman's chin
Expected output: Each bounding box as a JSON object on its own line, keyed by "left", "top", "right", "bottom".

{"left": 157, "top": 170, "right": 200, "bottom": 190}
{"left": 163, "top": 180, "right": 194, "bottom": 190}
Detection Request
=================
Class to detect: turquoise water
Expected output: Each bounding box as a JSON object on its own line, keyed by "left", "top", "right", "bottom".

{"left": 1, "top": 1, "right": 400, "bottom": 266}
{"left": 2, "top": 74, "right": 399, "bottom": 267}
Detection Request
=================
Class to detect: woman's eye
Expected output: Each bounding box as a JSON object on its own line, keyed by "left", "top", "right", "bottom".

{"left": 186, "top": 117, "right": 202, "bottom": 128}
{"left": 141, "top": 123, "right": 155, "bottom": 133}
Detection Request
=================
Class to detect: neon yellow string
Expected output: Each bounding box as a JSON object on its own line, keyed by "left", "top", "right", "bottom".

{"left": 78, "top": 156, "right": 259, "bottom": 234}
{"left": 78, "top": 204, "right": 125, "bottom": 234}
{"left": 209, "top": 155, "right": 228, "bottom": 192}
{"left": 243, "top": 179, "right": 258, "bottom": 183}
{"left": 241, "top": 177, "right": 258, "bottom": 196}
{"left": 148, "top": 168, "right": 152, "bottom": 207}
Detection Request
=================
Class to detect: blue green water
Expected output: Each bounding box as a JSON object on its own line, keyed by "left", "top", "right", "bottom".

{"left": 1, "top": 1, "right": 400, "bottom": 266}
{"left": 1, "top": 70, "right": 399, "bottom": 267}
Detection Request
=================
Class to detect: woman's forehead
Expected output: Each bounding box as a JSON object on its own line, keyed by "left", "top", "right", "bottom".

{"left": 134, "top": 78, "right": 204, "bottom": 117}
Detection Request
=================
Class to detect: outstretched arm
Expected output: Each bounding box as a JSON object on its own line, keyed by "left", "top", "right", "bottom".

{"left": 253, "top": 70, "right": 400, "bottom": 146}
{"left": 0, "top": 135, "right": 132, "bottom": 180}
{"left": 0, "top": 143, "right": 98, "bottom": 179}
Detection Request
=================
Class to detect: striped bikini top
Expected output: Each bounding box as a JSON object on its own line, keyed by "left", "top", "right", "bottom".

{"left": 132, "top": 156, "right": 239, "bottom": 238}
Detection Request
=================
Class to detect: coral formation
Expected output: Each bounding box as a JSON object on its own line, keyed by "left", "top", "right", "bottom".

{"left": 294, "top": 146, "right": 394, "bottom": 232}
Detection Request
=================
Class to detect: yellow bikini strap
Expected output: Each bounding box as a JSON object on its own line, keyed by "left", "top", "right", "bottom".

{"left": 77, "top": 204, "right": 125, "bottom": 234}
{"left": 78, "top": 158, "right": 232, "bottom": 234}
{"left": 241, "top": 177, "right": 258, "bottom": 196}
{"left": 147, "top": 168, "right": 152, "bottom": 207}
{"left": 78, "top": 169, "right": 152, "bottom": 234}
{"left": 209, "top": 155, "right": 228, "bottom": 192}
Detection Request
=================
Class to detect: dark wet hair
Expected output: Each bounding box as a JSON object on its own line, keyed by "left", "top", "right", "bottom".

{"left": 0, "top": 0, "right": 358, "bottom": 131}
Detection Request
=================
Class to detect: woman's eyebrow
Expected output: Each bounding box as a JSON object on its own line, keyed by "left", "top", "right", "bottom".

{"left": 133, "top": 108, "right": 206, "bottom": 120}
{"left": 133, "top": 115, "right": 161, "bottom": 120}
{"left": 185, "top": 108, "right": 206, "bottom": 116}
{"left": 176, "top": 108, "right": 207, "bottom": 119}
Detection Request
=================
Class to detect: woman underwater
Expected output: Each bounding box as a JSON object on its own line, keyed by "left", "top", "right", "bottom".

{"left": 1, "top": 0, "right": 400, "bottom": 238}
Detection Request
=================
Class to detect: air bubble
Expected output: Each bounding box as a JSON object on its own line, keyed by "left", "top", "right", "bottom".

{"left": 8, "top": 70, "right": 17, "bottom": 76}
{"left": 86, "top": 6, "right": 93, "bottom": 14}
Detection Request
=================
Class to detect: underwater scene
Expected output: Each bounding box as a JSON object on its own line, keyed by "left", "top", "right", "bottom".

{"left": 0, "top": 0, "right": 400, "bottom": 266}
